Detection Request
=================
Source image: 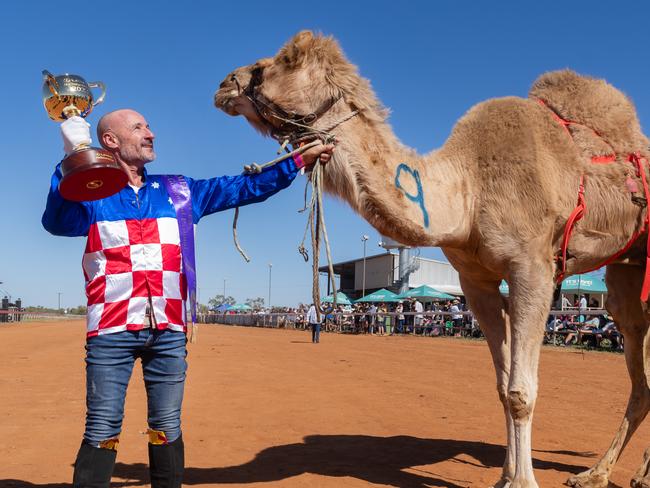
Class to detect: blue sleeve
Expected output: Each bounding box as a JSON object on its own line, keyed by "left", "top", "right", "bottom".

{"left": 189, "top": 157, "right": 301, "bottom": 221}
{"left": 41, "top": 163, "right": 94, "bottom": 237}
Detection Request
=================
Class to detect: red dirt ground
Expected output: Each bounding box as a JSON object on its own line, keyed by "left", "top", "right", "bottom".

{"left": 1, "top": 320, "right": 648, "bottom": 487}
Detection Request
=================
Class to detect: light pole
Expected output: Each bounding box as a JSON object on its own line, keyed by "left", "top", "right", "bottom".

{"left": 223, "top": 278, "right": 227, "bottom": 298}
{"left": 268, "top": 263, "right": 273, "bottom": 310}
{"left": 57, "top": 292, "right": 62, "bottom": 312}
{"left": 361, "top": 235, "right": 369, "bottom": 297}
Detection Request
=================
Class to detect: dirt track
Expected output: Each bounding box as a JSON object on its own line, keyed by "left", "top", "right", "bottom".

{"left": 1, "top": 320, "right": 648, "bottom": 487}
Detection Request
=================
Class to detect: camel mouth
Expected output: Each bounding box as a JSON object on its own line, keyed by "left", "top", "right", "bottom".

{"left": 214, "top": 90, "right": 239, "bottom": 116}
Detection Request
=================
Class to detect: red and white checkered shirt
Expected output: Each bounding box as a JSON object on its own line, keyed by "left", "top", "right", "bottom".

{"left": 43, "top": 160, "right": 302, "bottom": 338}
{"left": 83, "top": 216, "right": 187, "bottom": 337}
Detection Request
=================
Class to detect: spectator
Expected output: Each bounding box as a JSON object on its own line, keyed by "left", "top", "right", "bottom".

{"left": 376, "top": 303, "right": 386, "bottom": 336}
{"left": 307, "top": 303, "right": 321, "bottom": 343}
{"left": 450, "top": 299, "right": 463, "bottom": 333}
{"left": 403, "top": 299, "right": 413, "bottom": 333}
{"left": 368, "top": 303, "right": 378, "bottom": 335}
{"left": 561, "top": 295, "right": 572, "bottom": 310}
{"left": 413, "top": 298, "right": 424, "bottom": 332}
{"left": 578, "top": 294, "right": 587, "bottom": 322}
{"left": 395, "top": 301, "right": 405, "bottom": 334}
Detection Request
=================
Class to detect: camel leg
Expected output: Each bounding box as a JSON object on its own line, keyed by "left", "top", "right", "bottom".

{"left": 506, "top": 256, "right": 555, "bottom": 488}
{"left": 461, "top": 277, "right": 514, "bottom": 488}
{"left": 632, "top": 447, "right": 650, "bottom": 488}
{"left": 567, "top": 264, "right": 650, "bottom": 488}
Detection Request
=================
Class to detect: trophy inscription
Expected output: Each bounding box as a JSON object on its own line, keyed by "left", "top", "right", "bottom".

{"left": 42, "top": 70, "right": 127, "bottom": 201}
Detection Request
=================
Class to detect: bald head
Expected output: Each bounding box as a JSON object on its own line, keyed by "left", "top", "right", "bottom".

{"left": 97, "top": 109, "right": 143, "bottom": 146}
{"left": 96, "top": 109, "right": 156, "bottom": 166}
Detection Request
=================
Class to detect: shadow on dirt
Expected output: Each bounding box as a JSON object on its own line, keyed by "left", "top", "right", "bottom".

{"left": 0, "top": 434, "right": 605, "bottom": 488}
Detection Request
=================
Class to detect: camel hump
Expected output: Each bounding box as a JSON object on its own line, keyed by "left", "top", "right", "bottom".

{"left": 529, "top": 69, "right": 648, "bottom": 158}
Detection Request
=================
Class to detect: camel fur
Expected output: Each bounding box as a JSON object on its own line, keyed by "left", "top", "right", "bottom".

{"left": 214, "top": 30, "right": 650, "bottom": 488}
{"left": 529, "top": 69, "right": 648, "bottom": 161}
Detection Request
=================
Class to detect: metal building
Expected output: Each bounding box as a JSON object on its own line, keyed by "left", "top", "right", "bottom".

{"left": 319, "top": 251, "right": 462, "bottom": 300}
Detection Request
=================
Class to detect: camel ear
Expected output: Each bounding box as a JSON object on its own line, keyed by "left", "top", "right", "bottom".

{"left": 278, "top": 30, "right": 316, "bottom": 68}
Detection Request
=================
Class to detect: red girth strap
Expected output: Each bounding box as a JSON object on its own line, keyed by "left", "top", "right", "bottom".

{"left": 556, "top": 175, "right": 586, "bottom": 283}
{"left": 536, "top": 99, "right": 648, "bottom": 293}
{"left": 535, "top": 98, "right": 617, "bottom": 164}
{"left": 629, "top": 152, "right": 650, "bottom": 300}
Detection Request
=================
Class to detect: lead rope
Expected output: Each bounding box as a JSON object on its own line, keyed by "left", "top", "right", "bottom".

{"left": 302, "top": 158, "right": 338, "bottom": 320}
{"left": 231, "top": 141, "right": 338, "bottom": 319}
{"left": 233, "top": 207, "right": 251, "bottom": 263}
{"left": 231, "top": 140, "right": 324, "bottom": 262}
{"left": 229, "top": 106, "right": 360, "bottom": 317}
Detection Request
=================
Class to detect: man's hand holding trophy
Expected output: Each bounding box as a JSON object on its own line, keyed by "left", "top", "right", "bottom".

{"left": 42, "top": 70, "right": 127, "bottom": 201}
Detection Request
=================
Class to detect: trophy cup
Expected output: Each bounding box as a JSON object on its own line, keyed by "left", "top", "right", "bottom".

{"left": 42, "top": 70, "right": 127, "bottom": 201}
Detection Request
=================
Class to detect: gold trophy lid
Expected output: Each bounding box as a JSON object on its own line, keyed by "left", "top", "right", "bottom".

{"left": 42, "top": 70, "right": 106, "bottom": 122}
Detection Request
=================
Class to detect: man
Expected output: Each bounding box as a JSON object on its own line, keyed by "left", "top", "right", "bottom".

{"left": 367, "top": 303, "right": 378, "bottom": 335}
{"left": 306, "top": 302, "right": 321, "bottom": 343}
{"left": 579, "top": 294, "right": 588, "bottom": 323}
{"left": 42, "top": 110, "right": 333, "bottom": 487}
{"left": 413, "top": 298, "right": 424, "bottom": 331}
{"left": 450, "top": 299, "right": 463, "bottom": 332}
{"left": 561, "top": 295, "right": 572, "bottom": 310}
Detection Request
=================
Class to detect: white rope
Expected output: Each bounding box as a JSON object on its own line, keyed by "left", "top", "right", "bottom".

{"left": 231, "top": 108, "right": 360, "bottom": 315}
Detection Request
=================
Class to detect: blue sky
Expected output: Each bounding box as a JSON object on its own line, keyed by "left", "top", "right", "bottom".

{"left": 0, "top": 1, "right": 648, "bottom": 308}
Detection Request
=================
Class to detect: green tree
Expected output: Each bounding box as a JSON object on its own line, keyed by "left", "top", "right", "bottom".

{"left": 208, "top": 294, "right": 236, "bottom": 309}
{"left": 68, "top": 305, "right": 87, "bottom": 315}
{"left": 245, "top": 297, "right": 265, "bottom": 310}
{"left": 25, "top": 305, "right": 61, "bottom": 314}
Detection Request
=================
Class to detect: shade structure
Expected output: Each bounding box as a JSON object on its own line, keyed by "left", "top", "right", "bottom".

{"left": 561, "top": 273, "right": 607, "bottom": 293}
{"left": 397, "top": 285, "right": 455, "bottom": 301}
{"left": 321, "top": 291, "right": 352, "bottom": 305}
{"left": 499, "top": 272, "right": 607, "bottom": 295}
{"left": 230, "top": 303, "right": 252, "bottom": 311}
{"left": 355, "top": 288, "right": 400, "bottom": 303}
{"left": 215, "top": 303, "right": 232, "bottom": 312}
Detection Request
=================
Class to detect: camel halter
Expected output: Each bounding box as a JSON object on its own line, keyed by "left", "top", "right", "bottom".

{"left": 241, "top": 66, "right": 349, "bottom": 142}
{"left": 536, "top": 98, "right": 650, "bottom": 300}
{"left": 230, "top": 72, "right": 360, "bottom": 318}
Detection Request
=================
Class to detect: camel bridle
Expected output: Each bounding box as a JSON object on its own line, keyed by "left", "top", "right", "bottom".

{"left": 233, "top": 67, "right": 357, "bottom": 144}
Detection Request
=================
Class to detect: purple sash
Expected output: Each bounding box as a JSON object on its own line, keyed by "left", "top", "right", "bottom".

{"left": 162, "top": 175, "right": 197, "bottom": 325}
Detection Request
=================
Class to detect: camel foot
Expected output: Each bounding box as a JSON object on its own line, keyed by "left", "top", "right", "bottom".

{"left": 631, "top": 448, "right": 650, "bottom": 488}
{"left": 631, "top": 477, "right": 650, "bottom": 488}
{"left": 494, "top": 478, "right": 539, "bottom": 488}
{"left": 490, "top": 478, "right": 512, "bottom": 488}
{"left": 565, "top": 468, "right": 609, "bottom": 488}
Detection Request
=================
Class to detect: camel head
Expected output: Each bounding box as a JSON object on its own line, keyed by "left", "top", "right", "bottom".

{"left": 214, "top": 30, "right": 395, "bottom": 211}
{"left": 214, "top": 31, "right": 387, "bottom": 139}
{"left": 214, "top": 57, "right": 276, "bottom": 135}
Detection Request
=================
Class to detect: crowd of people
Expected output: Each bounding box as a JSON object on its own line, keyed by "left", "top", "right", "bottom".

{"left": 220, "top": 298, "right": 478, "bottom": 337}
{"left": 203, "top": 295, "right": 624, "bottom": 352}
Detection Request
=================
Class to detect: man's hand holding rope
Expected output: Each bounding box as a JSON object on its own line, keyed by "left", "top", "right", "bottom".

{"left": 296, "top": 140, "right": 335, "bottom": 169}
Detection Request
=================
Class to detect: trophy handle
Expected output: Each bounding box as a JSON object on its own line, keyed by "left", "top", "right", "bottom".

{"left": 88, "top": 81, "right": 106, "bottom": 107}
{"left": 42, "top": 69, "right": 59, "bottom": 97}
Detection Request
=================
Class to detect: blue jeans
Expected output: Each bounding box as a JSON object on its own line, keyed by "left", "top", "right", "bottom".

{"left": 397, "top": 319, "right": 405, "bottom": 333}
{"left": 311, "top": 323, "right": 321, "bottom": 343}
{"left": 84, "top": 329, "right": 187, "bottom": 445}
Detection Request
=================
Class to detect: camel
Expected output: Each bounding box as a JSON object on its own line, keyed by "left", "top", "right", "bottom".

{"left": 213, "top": 31, "right": 650, "bottom": 488}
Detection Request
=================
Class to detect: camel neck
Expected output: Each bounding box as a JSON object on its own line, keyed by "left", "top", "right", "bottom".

{"left": 324, "top": 116, "right": 472, "bottom": 248}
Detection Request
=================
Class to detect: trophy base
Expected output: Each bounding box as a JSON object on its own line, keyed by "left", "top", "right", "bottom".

{"left": 59, "top": 147, "right": 128, "bottom": 201}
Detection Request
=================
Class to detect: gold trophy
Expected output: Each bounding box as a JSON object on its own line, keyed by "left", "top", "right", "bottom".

{"left": 42, "top": 70, "right": 127, "bottom": 201}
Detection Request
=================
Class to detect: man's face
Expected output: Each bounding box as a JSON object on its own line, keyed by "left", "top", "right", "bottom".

{"left": 112, "top": 111, "right": 156, "bottom": 165}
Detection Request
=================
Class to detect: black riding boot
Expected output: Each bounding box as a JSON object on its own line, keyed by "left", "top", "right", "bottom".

{"left": 148, "top": 435, "right": 184, "bottom": 488}
{"left": 72, "top": 441, "right": 117, "bottom": 488}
